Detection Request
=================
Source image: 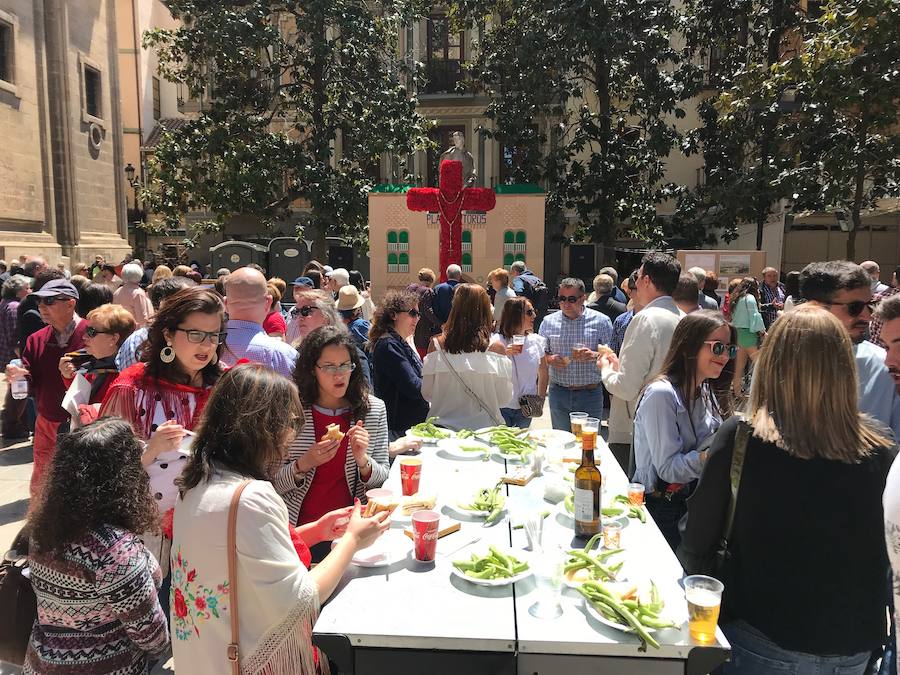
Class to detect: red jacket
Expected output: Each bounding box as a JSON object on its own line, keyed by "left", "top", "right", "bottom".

{"left": 22, "top": 321, "right": 87, "bottom": 423}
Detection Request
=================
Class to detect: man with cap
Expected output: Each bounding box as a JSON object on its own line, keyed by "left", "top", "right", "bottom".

{"left": 5, "top": 279, "right": 86, "bottom": 497}
{"left": 336, "top": 285, "right": 371, "bottom": 350}
{"left": 286, "top": 276, "right": 316, "bottom": 345}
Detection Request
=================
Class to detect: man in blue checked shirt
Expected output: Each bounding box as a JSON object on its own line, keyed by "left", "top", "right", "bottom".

{"left": 538, "top": 278, "right": 613, "bottom": 430}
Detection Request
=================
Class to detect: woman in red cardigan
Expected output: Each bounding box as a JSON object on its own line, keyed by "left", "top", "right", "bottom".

{"left": 58, "top": 303, "right": 135, "bottom": 426}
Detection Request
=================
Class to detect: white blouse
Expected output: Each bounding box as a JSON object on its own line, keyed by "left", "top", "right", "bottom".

{"left": 491, "top": 333, "right": 546, "bottom": 409}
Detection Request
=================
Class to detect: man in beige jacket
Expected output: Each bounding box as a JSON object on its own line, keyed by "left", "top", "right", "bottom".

{"left": 599, "top": 252, "right": 683, "bottom": 471}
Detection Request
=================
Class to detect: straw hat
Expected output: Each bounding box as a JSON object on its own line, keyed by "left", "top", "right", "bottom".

{"left": 335, "top": 285, "right": 365, "bottom": 311}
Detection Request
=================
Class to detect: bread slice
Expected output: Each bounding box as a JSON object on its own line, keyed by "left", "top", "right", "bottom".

{"left": 321, "top": 423, "right": 345, "bottom": 442}
{"left": 364, "top": 496, "right": 400, "bottom": 518}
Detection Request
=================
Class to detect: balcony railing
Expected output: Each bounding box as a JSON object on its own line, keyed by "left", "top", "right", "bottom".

{"left": 424, "top": 60, "right": 462, "bottom": 95}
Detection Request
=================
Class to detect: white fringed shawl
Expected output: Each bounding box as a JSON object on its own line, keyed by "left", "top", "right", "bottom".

{"left": 171, "top": 469, "right": 328, "bottom": 675}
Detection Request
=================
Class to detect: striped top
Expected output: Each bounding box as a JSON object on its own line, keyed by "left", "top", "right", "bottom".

{"left": 24, "top": 526, "right": 169, "bottom": 675}
{"left": 272, "top": 395, "right": 390, "bottom": 525}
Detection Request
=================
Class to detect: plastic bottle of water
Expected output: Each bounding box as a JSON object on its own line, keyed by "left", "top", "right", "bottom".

{"left": 8, "top": 359, "right": 28, "bottom": 400}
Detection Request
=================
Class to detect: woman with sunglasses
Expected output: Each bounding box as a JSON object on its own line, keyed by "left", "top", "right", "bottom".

{"left": 369, "top": 289, "right": 430, "bottom": 438}
{"left": 729, "top": 276, "right": 766, "bottom": 396}
{"left": 99, "top": 287, "right": 226, "bottom": 611}
{"left": 58, "top": 303, "right": 136, "bottom": 426}
{"left": 632, "top": 310, "right": 736, "bottom": 549}
{"left": 490, "top": 297, "right": 549, "bottom": 428}
{"left": 273, "top": 326, "right": 389, "bottom": 556}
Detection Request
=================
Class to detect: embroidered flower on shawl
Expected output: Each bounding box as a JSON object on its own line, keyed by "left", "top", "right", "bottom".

{"left": 170, "top": 546, "right": 229, "bottom": 641}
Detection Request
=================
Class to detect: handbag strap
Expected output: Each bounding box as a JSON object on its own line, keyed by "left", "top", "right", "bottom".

{"left": 433, "top": 338, "right": 503, "bottom": 426}
{"left": 227, "top": 480, "right": 252, "bottom": 675}
{"left": 720, "top": 421, "right": 750, "bottom": 551}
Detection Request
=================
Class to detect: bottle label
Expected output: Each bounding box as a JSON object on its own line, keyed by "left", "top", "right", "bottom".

{"left": 574, "top": 486, "right": 596, "bottom": 522}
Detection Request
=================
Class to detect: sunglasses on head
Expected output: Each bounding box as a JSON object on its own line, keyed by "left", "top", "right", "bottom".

{"left": 828, "top": 299, "right": 876, "bottom": 317}
{"left": 557, "top": 294, "right": 583, "bottom": 304}
{"left": 298, "top": 305, "right": 320, "bottom": 317}
{"left": 39, "top": 296, "right": 69, "bottom": 306}
{"left": 85, "top": 326, "right": 111, "bottom": 338}
{"left": 704, "top": 340, "right": 738, "bottom": 359}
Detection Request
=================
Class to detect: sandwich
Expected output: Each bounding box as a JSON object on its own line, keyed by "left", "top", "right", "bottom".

{"left": 321, "top": 423, "right": 345, "bottom": 443}
{"left": 400, "top": 493, "right": 437, "bottom": 515}
{"left": 596, "top": 344, "right": 615, "bottom": 359}
{"left": 363, "top": 495, "right": 400, "bottom": 518}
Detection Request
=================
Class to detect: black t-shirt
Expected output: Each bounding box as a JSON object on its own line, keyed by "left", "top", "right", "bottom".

{"left": 678, "top": 415, "right": 897, "bottom": 656}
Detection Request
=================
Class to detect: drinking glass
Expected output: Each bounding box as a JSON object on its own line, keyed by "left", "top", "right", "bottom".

{"left": 529, "top": 548, "right": 564, "bottom": 619}
{"left": 684, "top": 575, "right": 724, "bottom": 642}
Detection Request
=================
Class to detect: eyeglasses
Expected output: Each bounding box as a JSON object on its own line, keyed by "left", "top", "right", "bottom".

{"left": 704, "top": 341, "right": 738, "bottom": 359}
{"left": 557, "top": 295, "right": 583, "bottom": 304}
{"left": 39, "top": 296, "right": 69, "bottom": 306}
{"left": 176, "top": 328, "right": 227, "bottom": 344}
{"left": 85, "top": 326, "right": 111, "bottom": 338}
{"left": 407, "top": 309, "right": 421, "bottom": 318}
{"left": 827, "top": 299, "right": 876, "bottom": 317}
{"left": 316, "top": 362, "right": 356, "bottom": 375}
{"left": 298, "top": 305, "right": 320, "bottom": 317}
{"left": 525, "top": 308, "right": 536, "bottom": 317}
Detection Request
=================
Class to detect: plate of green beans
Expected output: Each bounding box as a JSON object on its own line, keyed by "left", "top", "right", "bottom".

{"left": 451, "top": 545, "right": 532, "bottom": 586}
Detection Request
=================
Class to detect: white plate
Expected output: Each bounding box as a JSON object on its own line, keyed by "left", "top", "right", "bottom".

{"left": 437, "top": 437, "right": 491, "bottom": 459}
{"left": 528, "top": 429, "right": 577, "bottom": 447}
{"left": 583, "top": 597, "right": 662, "bottom": 635}
{"left": 451, "top": 548, "right": 533, "bottom": 587}
{"left": 391, "top": 496, "right": 439, "bottom": 523}
{"left": 554, "top": 501, "right": 629, "bottom": 526}
{"left": 444, "top": 502, "right": 491, "bottom": 518}
{"left": 406, "top": 428, "right": 455, "bottom": 443}
{"left": 332, "top": 530, "right": 410, "bottom": 567}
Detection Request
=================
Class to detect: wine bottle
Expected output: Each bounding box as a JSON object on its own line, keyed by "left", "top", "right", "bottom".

{"left": 573, "top": 417, "right": 602, "bottom": 537}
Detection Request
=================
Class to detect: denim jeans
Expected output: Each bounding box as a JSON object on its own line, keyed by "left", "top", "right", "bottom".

{"left": 548, "top": 383, "right": 604, "bottom": 430}
{"left": 645, "top": 495, "right": 686, "bottom": 551}
{"left": 722, "top": 620, "right": 870, "bottom": 675}
{"left": 500, "top": 407, "right": 531, "bottom": 429}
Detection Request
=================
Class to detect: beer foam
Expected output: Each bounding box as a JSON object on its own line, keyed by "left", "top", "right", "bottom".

{"left": 686, "top": 588, "right": 721, "bottom": 608}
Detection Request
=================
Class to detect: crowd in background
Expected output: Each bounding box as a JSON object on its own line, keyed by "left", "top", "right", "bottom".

{"left": 0, "top": 250, "right": 899, "bottom": 675}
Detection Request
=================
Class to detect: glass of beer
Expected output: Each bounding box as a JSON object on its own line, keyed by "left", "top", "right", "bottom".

{"left": 570, "top": 412, "right": 587, "bottom": 441}
{"left": 512, "top": 334, "right": 526, "bottom": 355}
{"left": 627, "top": 482, "right": 645, "bottom": 506}
{"left": 684, "top": 575, "right": 724, "bottom": 642}
{"left": 581, "top": 417, "right": 599, "bottom": 451}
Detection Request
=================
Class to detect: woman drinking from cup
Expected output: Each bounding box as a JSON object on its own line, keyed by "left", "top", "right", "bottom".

{"left": 490, "top": 297, "right": 549, "bottom": 428}
{"left": 173, "top": 363, "right": 389, "bottom": 675}
{"left": 99, "top": 287, "right": 226, "bottom": 608}
{"left": 678, "top": 306, "right": 895, "bottom": 673}
{"left": 422, "top": 284, "right": 512, "bottom": 430}
{"left": 273, "top": 326, "right": 389, "bottom": 557}
{"left": 58, "top": 303, "right": 135, "bottom": 426}
{"left": 369, "top": 289, "right": 430, "bottom": 439}
{"left": 632, "top": 310, "right": 735, "bottom": 549}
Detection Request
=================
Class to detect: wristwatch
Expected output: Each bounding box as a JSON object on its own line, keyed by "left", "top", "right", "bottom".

{"left": 359, "top": 455, "right": 372, "bottom": 472}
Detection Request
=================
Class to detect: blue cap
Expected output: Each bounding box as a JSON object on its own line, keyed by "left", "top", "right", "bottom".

{"left": 292, "top": 276, "right": 315, "bottom": 288}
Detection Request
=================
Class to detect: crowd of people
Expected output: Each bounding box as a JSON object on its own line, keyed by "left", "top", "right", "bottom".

{"left": 0, "top": 250, "right": 898, "bottom": 674}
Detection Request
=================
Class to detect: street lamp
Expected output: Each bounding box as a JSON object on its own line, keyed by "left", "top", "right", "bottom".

{"left": 124, "top": 163, "right": 147, "bottom": 257}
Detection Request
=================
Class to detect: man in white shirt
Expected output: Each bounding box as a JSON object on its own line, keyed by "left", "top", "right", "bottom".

{"left": 599, "top": 252, "right": 683, "bottom": 471}
{"left": 222, "top": 267, "right": 298, "bottom": 378}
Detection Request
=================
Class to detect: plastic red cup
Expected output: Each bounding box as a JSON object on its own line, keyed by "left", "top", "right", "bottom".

{"left": 399, "top": 458, "right": 422, "bottom": 496}
{"left": 411, "top": 510, "right": 440, "bottom": 562}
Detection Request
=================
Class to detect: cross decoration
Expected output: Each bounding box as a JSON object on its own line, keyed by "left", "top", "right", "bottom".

{"left": 406, "top": 160, "right": 497, "bottom": 281}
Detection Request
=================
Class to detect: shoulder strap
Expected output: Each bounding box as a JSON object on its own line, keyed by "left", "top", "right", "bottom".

{"left": 227, "top": 480, "right": 252, "bottom": 675}
{"left": 435, "top": 340, "right": 503, "bottom": 426}
{"left": 721, "top": 421, "right": 750, "bottom": 549}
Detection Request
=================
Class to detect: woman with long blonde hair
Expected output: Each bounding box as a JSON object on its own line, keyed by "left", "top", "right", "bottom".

{"left": 422, "top": 284, "right": 512, "bottom": 430}
{"left": 679, "top": 306, "right": 895, "bottom": 674}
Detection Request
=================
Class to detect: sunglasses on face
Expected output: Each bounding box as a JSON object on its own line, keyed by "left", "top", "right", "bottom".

{"left": 85, "top": 326, "right": 111, "bottom": 338}
{"left": 176, "top": 328, "right": 227, "bottom": 345}
{"left": 298, "top": 305, "right": 320, "bottom": 317}
{"left": 557, "top": 295, "right": 583, "bottom": 304}
{"left": 39, "top": 296, "right": 69, "bottom": 306}
{"left": 704, "top": 340, "right": 738, "bottom": 359}
{"left": 828, "top": 299, "right": 876, "bottom": 317}
{"left": 316, "top": 362, "right": 356, "bottom": 375}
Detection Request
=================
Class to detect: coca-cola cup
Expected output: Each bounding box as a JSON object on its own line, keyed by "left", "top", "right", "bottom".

{"left": 411, "top": 510, "right": 440, "bottom": 562}
{"left": 399, "top": 458, "right": 422, "bottom": 496}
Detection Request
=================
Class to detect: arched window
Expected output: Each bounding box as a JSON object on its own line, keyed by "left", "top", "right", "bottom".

{"left": 503, "top": 230, "right": 515, "bottom": 253}
{"left": 461, "top": 252, "right": 473, "bottom": 272}
{"left": 398, "top": 230, "right": 409, "bottom": 251}
{"left": 387, "top": 230, "right": 398, "bottom": 252}
{"left": 462, "top": 229, "right": 472, "bottom": 252}
{"left": 387, "top": 252, "right": 398, "bottom": 273}
{"left": 503, "top": 253, "right": 515, "bottom": 266}
{"left": 398, "top": 253, "right": 409, "bottom": 272}
{"left": 515, "top": 230, "right": 526, "bottom": 243}
{"left": 515, "top": 253, "right": 526, "bottom": 263}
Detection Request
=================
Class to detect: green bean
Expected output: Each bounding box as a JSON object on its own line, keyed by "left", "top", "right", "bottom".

{"left": 601, "top": 507, "right": 625, "bottom": 517}
{"left": 629, "top": 505, "right": 646, "bottom": 522}
{"left": 583, "top": 532, "right": 603, "bottom": 553}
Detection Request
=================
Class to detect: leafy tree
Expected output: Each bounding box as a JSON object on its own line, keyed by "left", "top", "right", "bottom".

{"left": 454, "top": 0, "right": 694, "bottom": 247}
{"left": 771, "top": 0, "right": 900, "bottom": 260}
{"left": 143, "top": 0, "right": 432, "bottom": 255}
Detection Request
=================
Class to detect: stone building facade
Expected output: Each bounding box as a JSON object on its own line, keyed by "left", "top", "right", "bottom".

{"left": 0, "top": 0, "right": 130, "bottom": 267}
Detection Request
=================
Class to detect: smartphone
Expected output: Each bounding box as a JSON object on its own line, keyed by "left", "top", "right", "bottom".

{"left": 365, "top": 281, "right": 372, "bottom": 289}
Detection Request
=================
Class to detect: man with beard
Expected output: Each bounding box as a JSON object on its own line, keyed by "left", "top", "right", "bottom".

{"left": 875, "top": 294, "right": 900, "bottom": 395}
{"left": 801, "top": 261, "right": 900, "bottom": 439}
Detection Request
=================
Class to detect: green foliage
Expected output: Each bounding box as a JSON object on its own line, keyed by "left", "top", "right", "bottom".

{"left": 453, "top": 0, "right": 694, "bottom": 246}
{"left": 143, "top": 0, "right": 432, "bottom": 251}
